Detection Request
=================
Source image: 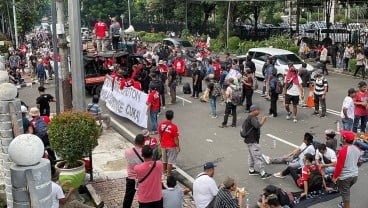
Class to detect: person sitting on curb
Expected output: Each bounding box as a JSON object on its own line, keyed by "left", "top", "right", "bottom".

{"left": 315, "top": 143, "right": 337, "bottom": 180}
{"left": 193, "top": 162, "right": 219, "bottom": 208}
{"left": 162, "top": 176, "right": 190, "bottom": 208}
{"left": 214, "top": 176, "right": 245, "bottom": 208}
{"left": 324, "top": 129, "right": 338, "bottom": 152}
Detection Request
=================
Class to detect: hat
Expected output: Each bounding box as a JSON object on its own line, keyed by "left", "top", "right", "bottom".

{"left": 21, "top": 105, "right": 28, "bottom": 113}
{"left": 203, "top": 162, "right": 216, "bottom": 170}
{"left": 340, "top": 130, "right": 355, "bottom": 142}
{"left": 142, "top": 129, "right": 150, "bottom": 137}
{"left": 358, "top": 81, "right": 367, "bottom": 88}
{"left": 348, "top": 88, "right": 357, "bottom": 95}
{"left": 325, "top": 129, "right": 336, "bottom": 135}
{"left": 316, "top": 69, "right": 323, "bottom": 76}
{"left": 158, "top": 60, "right": 164, "bottom": 65}
{"left": 223, "top": 176, "right": 235, "bottom": 188}
{"left": 249, "top": 104, "right": 259, "bottom": 112}
{"left": 29, "top": 107, "right": 40, "bottom": 117}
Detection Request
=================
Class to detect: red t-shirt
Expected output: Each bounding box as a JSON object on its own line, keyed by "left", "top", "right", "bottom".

{"left": 297, "top": 164, "right": 322, "bottom": 187}
{"left": 134, "top": 160, "right": 163, "bottom": 203}
{"left": 144, "top": 136, "right": 158, "bottom": 149}
{"left": 158, "top": 65, "right": 168, "bottom": 74}
{"left": 174, "top": 58, "right": 185, "bottom": 74}
{"left": 30, "top": 116, "right": 50, "bottom": 127}
{"left": 118, "top": 77, "right": 126, "bottom": 90}
{"left": 133, "top": 81, "right": 142, "bottom": 91}
{"left": 147, "top": 90, "right": 160, "bottom": 111}
{"left": 354, "top": 91, "right": 368, "bottom": 116}
{"left": 94, "top": 21, "right": 107, "bottom": 37}
{"left": 158, "top": 120, "right": 179, "bottom": 148}
{"left": 213, "top": 62, "right": 221, "bottom": 79}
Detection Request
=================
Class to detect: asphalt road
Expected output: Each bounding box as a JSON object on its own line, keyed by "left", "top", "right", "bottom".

{"left": 19, "top": 69, "right": 368, "bottom": 208}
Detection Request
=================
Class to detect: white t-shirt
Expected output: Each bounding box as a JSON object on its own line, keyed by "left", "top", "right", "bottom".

{"left": 193, "top": 173, "right": 218, "bottom": 208}
{"left": 225, "top": 84, "right": 235, "bottom": 103}
{"left": 286, "top": 76, "right": 303, "bottom": 96}
{"left": 298, "top": 142, "right": 315, "bottom": 161}
{"left": 315, "top": 147, "right": 337, "bottom": 164}
{"left": 51, "top": 182, "right": 65, "bottom": 208}
{"left": 341, "top": 96, "right": 355, "bottom": 120}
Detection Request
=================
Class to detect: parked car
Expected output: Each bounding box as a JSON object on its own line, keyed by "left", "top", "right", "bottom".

{"left": 162, "top": 38, "right": 196, "bottom": 54}
{"left": 239, "top": 47, "right": 314, "bottom": 80}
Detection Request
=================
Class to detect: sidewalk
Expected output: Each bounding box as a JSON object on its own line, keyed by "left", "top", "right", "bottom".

{"left": 87, "top": 130, "right": 195, "bottom": 208}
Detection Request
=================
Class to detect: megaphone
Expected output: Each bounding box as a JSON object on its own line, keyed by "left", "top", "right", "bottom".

{"left": 124, "top": 25, "right": 135, "bottom": 33}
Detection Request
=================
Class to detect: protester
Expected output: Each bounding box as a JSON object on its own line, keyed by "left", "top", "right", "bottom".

{"left": 173, "top": 53, "right": 185, "bottom": 85}
{"left": 333, "top": 131, "right": 361, "bottom": 208}
{"left": 324, "top": 129, "right": 338, "bottom": 152}
{"left": 241, "top": 104, "right": 272, "bottom": 179}
{"left": 219, "top": 78, "right": 237, "bottom": 128}
{"left": 122, "top": 134, "right": 145, "bottom": 208}
{"left": 353, "top": 81, "right": 368, "bottom": 133}
{"left": 214, "top": 176, "right": 245, "bottom": 208}
{"left": 340, "top": 88, "right": 356, "bottom": 131}
{"left": 87, "top": 95, "right": 111, "bottom": 130}
{"left": 109, "top": 17, "right": 121, "bottom": 51}
{"left": 167, "top": 65, "right": 177, "bottom": 104}
{"left": 319, "top": 44, "right": 328, "bottom": 75}
{"left": 146, "top": 84, "right": 160, "bottom": 135}
{"left": 149, "top": 72, "right": 164, "bottom": 110}
{"left": 298, "top": 62, "right": 310, "bottom": 106}
{"left": 134, "top": 145, "right": 164, "bottom": 207}
{"left": 219, "top": 66, "right": 229, "bottom": 102}
{"left": 193, "top": 162, "right": 219, "bottom": 208}
{"left": 343, "top": 44, "right": 354, "bottom": 71}
{"left": 268, "top": 69, "right": 279, "bottom": 117}
{"left": 315, "top": 143, "right": 337, "bottom": 179}
{"left": 36, "top": 58, "right": 46, "bottom": 87}
{"left": 94, "top": 19, "right": 108, "bottom": 53}
{"left": 191, "top": 62, "right": 200, "bottom": 99}
{"left": 259, "top": 185, "right": 293, "bottom": 208}
{"left": 158, "top": 110, "right": 180, "bottom": 176}
{"left": 242, "top": 69, "right": 254, "bottom": 112}
{"left": 162, "top": 176, "right": 189, "bottom": 208}
{"left": 207, "top": 74, "right": 220, "bottom": 118}
{"left": 263, "top": 194, "right": 286, "bottom": 208}
{"left": 353, "top": 49, "right": 366, "bottom": 79}
{"left": 21, "top": 105, "right": 31, "bottom": 134}
{"left": 284, "top": 64, "right": 304, "bottom": 123}
{"left": 313, "top": 69, "right": 328, "bottom": 118}
{"left": 50, "top": 167, "right": 75, "bottom": 208}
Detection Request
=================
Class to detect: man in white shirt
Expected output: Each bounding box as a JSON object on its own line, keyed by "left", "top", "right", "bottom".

{"left": 283, "top": 64, "right": 304, "bottom": 123}
{"left": 315, "top": 143, "right": 337, "bottom": 177}
{"left": 320, "top": 44, "right": 329, "bottom": 75}
{"left": 193, "top": 162, "right": 219, "bottom": 208}
{"left": 341, "top": 88, "right": 356, "bottom": 131}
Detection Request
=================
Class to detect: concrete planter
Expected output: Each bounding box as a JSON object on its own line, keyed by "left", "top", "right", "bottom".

{"left": 56, "top": 160, "right": 86, "bottom": 191}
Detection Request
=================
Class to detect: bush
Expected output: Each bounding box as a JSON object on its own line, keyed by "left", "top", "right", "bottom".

{"left": 228, "top": 36, "right": 240, "bottom": 51}
{"left": 348, "top": 58, "right": 357, "bottom": 73}
{"left": 210, "top": 38, "right": 225, "bottom": 52}
{"left": 48, "top": 112, "right": 100, "bottom": 168}
{"left": 299, "top": 18, "right": 307, "bottom": 24}
{"left": 139, "top": 32, "right": 166, "bottom": 43}
{"left": 181, "top": 28, "right": 190, "bottom": 39}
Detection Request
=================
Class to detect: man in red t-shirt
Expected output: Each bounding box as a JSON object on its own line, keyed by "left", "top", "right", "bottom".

{"left": 158, "top": 110, "right": 180, "bottom": 176}
{"left": 213, "top": 58, "right": 221, "bottom": 81}
{"left": 353, "top": 81, "right": 368, "bottom": 133}
{"left": 146, "top": 85, "right": 160, "bottom": 134}
{"left": 173, "top": 54, "right": 185, "bottom": 84}
{"left": 94, "top": 19, "right": 107, "bottom": 53}
{"left": 134, "top": 145, "right": 163, "bottom": 207}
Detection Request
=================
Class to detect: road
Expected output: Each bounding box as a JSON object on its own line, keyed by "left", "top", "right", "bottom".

{"left": 19, "top": 69, "right": 368, "bottom": 208}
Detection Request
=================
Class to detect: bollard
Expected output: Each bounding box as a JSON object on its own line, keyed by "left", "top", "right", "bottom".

{"left": 9, "top": 134, "right": 52, "bottom": 208}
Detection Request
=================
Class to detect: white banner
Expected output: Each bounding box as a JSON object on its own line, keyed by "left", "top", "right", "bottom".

{"left": 100, "top": 76, "right": 148, "bottom": 128}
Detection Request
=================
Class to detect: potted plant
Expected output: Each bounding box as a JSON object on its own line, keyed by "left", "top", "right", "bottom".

{"left": 48, "top": 111, "right": 100, "bottom": 190}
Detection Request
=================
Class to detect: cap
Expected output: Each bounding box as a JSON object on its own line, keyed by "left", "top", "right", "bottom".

{"left": 358, "top": 81, "right": 367, "bottom": 88}
{"left": 142, "top": 129, "right": 150, "bottom": 137}
{"left": 223, "top": 176, "right": 235, "bottom": 188}
{"left": 340, "top": 130, "right": 355, "bottom": 142}
{"left": 21, "top": 105, "right": 28, "bottom": 113}
{"left": 325, "top": 129, "right": 336, "bottom": 135}
{"left": 203, "top": 162, "right": 216, "bottom": 170}
{"left": 29, "top": 107, "right": 40, "bottom": 117}
{"left": 249, "top": 104, "right": 259, "bottom": 112}
{"left": 316, "top": 69, "right": 323, "bottom": 76}
{"left": 158, "top": 60, "right": 164, "bottom": 65}
{"left": 348, "top": 88, "right": 357, "bottom": 95}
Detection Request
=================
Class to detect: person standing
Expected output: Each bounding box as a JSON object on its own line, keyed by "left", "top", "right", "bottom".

{"left": 193, "top": 162, "right": 219, "bottom": 208}
{"left": 36, "top": 58, "right": 46, "bottom": 87}
{"left": 87, "top": 95, "right": 111, "bottom": 130}
{"left": 333, "top": 131, "right": 361, "bottom": 208}
{"left": 173, "top": 54, "right": 185, "bottom": 85}
{"left": 284, "top": 64, "right": 304, "bottom": 123}
{"left": 207, "top": 75, "right": 220, "bottom": 118}
{"left": 313, "top": 70, "right": 328, "bottom": 118}
{"left": 268, "top": 70, "right": 279, "bottom": 117}
{"left": 191, "top": 62, "right": 200, "bottom": 99}
{"left": 167, "top": 65, "right": 177, "bottom": 104}
{"left": 146, "top": 84, "right": 160, "bottom": 135}
{"left": 219, "top": 78, "right": 237, "bottom": 128}
{"left": 353, "top": 81, "right": 368, "bottom": 133}
{"left": 123, "top": 134, "right": 145, "bottom": 208}
{"left": 8, "top": 51, "right": 20, "bottom": 76}
{"left": 36, "top": 86, "right": 56, "bottom": 117}
{"left": 241, "top": 104, "right": 272, "bottom": 179}
{"left": 353, "top": 49, "right": 366, "bottom": 79}
{"left": 158, "top": 110, "right": 180, "bottom": 176}
{"left": 319, "top": 44, "right": 329, "bottom": 75}
{"left": 134, "top": 145, "right": 164, "bottom": 207}
{"left": 298, "top": 63, "right": 310, "bottom": 106}
{"left": 242, "top": 69, "right": 254, "bottom": 112}
{"left": 343, "top": 44, "right": 354, "bottom": 72}
{"left": 341, "top": 88, "right": 356, "bottom": 131}
{"left": 109, "top": 17, "right": 121, "bottom": 51}
{"left": 94, "top": 19, "right": 107, "bottom": 53}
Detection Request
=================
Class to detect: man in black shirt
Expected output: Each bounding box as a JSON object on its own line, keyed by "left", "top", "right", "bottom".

{"left": 36, "top": 86, "right": 56, "bottom": 117}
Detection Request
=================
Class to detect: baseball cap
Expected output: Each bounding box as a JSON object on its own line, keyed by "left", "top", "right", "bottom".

{"left": 340, "top": 130, "right": 355, "bottom": 142}
{"left": 203, "top": 162, "right": 216, "bottom": 170}
{"left": 325, "top": 129, "right": 336, "bottom": 135}
{"left": 142, "top": 129, "right": 150, "bottom": 137}
{"left": 21, "top": 105, "right": 28, "bottom": 113}
{"left": 358, "top": 81, "right": 367, "bottom": 88}
{"left": 348, "top": 88, "right": 357, "bottom": 95}
{"left": 223, "top": 176, "right": 235, "bottom": 188}
{"left": 249, "top": 104, "right": 259, "bottom": 112}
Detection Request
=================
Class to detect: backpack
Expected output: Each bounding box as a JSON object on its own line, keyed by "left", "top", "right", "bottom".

{"left": 212, "top": 83, "right": 222, "bottom": 97}
{"left": 275, "top": 78, "right": 284, "bottom": 94}
{"left": 277, "top": 188, "right": 293, "bottom": 207}
{"left": 33, "top": 117, "right": 48, "bottom": 138}
{"left": 183, "top": 82, "right": 191, "bottom": 94}
{"left": 230, "top": 86, "right": 242, "bottom": 106}
{"left": 307, "top": 165, "right": 323, "bottom": 192}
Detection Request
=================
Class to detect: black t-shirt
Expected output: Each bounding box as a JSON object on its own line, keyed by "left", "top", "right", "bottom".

{"left": 168, "top": 69, "right": 177, "bottom": 81}
{"left": 36, "top": 94, "right": 54, "bottom": 116}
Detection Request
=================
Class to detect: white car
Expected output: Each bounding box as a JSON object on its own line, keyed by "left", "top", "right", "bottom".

{"left": 239, "top": 47, "right": 314, "bottom": 79}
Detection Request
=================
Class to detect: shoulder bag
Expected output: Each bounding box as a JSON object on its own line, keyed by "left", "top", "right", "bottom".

{"left": 138, "top": 161, "right": 157, "bottom": 183}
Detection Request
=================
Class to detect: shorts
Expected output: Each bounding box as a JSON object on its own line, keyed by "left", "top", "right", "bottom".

{"left": 337, "top": 176, "right": 358, "bottom": 202}
{"left": 161, "top": 147, "right": 177, "bottom": 164}
{"left": 284, "top": 94, "right": 299, "bottom": 105}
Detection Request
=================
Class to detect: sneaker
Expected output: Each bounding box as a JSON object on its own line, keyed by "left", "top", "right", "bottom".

{"left": 262, "top": 154, "right": 271, "bottom": 164}
{"left": 320, "top": 114, "right": 326, "bottom": 118}
{"left": 218, "top": 125, "right": 227, "bottom": 128}
{"left": 261, "top": 94, "right": 266, "bottom": 97}
{"left": 337, "top": 202, "right": 344, "bottom": 208}
{"left": 261, "top": 173, "right": 272, "bottom": 179}
{"left": 313, "top": 111, "right": 319, "bottom": 115}
{"left": 162, "top": 106, "right": 166, "bottom": 110}
{"left": 286, "top": 112, "right": 291, "bottom": 120}
{"left": 249, "top": 170, "right": 260, "bottom": 175}
{"left": 211, "top": 115, "right": 218, "bottom": 118}
{"left": 293, "top": 117, "right": 297, "bottom": 123}
{"left": 273, "top": 172, "right": 285, "bottom": 178}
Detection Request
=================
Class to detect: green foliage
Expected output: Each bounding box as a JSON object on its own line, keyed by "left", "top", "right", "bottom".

{"left": 0, "top": 41, "right": 11, "bottom": 54}
{"left": 349, "top": 59, "right": 357, "bottom": 73}
{"left": 48, "top": 112, "right": 99, "bottom": 167}
{"left": 139, "top": 32, "right": 166, "bottom": 42}
{"left": 210, "top": 38, "right": 225, "bottom": 52}
{"left": 299, "top": 18, "right": 307, "bottom": 24}
{"left": 228, "top": 36, "right": 240, "bottom": 51}
{"left": 181, "top": 29, "right": 190, "bottom": 39}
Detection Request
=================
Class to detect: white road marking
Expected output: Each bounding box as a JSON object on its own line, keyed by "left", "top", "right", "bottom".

{"left": 266, "top": 134, "right": 299, "bottom": 148}
{"left": 176, "top": 95, "right": 193, "bottom": 103}
{"left": 111, "top": 117, "right": 195, "bottom": 183}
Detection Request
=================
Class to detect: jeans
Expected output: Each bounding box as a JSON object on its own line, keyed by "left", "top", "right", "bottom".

{"left": 222, "top": 102, "right": 237, "bottom": 126}
{"left": 112, "top": 36, "right": 120, "bottom": 50}
{"left": 192, "top": 82, "right": 199, "bottom": 98}
{"left": 353, "top": 115, "right": 368, "bottom": 133}
{"left": 354, "top": 140, "right": 368, "bottom": 151}
{"left": 269, "top": 91, "right": 278, "bottom": 116}
{"left": 209, "top": 97, "right": 217, "bottom": 116}
{"left": 243, "top": 88, "right": 253, "bottom": 111}
{"left": 314, "top": 94, "right": 326, "bottom": 116}
{"left": 150, "top": 110, "right": 159, "bottom": 132}
{"left": 354, "top": 65, "right": 365, "bottom": 79}
{"left": 343, "top": 58, "right": 350, "bottom": 71}
{"left": 123, "top": 178, "right": 136, "bottom": 208}
{"left": 324, "top": 166, "right": 335, "bottom": 176}
{"left": 342, "top": 118, "right": 354, "bottom": 131}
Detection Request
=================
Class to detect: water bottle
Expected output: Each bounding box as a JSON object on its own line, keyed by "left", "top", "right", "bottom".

{"left": 246, "top": 198, "right": 250, "bottom": 208}
{"left": 273, "top": 139, "right": 276, "bottom": 149}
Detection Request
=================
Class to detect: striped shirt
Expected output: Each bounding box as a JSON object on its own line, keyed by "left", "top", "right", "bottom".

{"left": 214, "top": 187, "right": 239, "bottom": 208}
{"left": 314, "top": 77, "right": 328, "bottom": 95}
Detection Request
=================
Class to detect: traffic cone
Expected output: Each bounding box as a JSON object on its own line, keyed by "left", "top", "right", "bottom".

{"left": 307, "top": 85, "right": 314, "bottom": 107}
